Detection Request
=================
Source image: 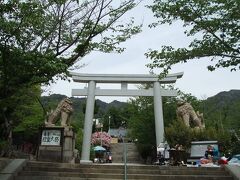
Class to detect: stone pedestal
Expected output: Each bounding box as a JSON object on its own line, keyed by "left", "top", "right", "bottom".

{"left": 38, "top": 145, "right": 62, "bottom": 162}
{"left": 37, "top": 126, "right": 75, "bottom": 163}
{"left": 62, "top": 127, "right": 75, "bottom": 163}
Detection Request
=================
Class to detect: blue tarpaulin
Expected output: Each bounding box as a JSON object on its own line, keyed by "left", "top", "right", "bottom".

{"left": 94, "top": 146, "right": 106, "bottom": 151}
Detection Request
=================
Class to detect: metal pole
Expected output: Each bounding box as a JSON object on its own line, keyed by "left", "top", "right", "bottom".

{"left": 100, "top": 126, "right": 102, "bottom": 147}
{"left": 124, "top": 139, "right": 127, "bottom": 180}
{"left": 108, "top": 116, "right": 111, "bottom": 133}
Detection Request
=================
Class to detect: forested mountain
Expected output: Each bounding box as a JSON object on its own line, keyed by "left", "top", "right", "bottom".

{"left": 203, "top": 90, "right": 240, "bottom": 130}
{"left": 13, "top": 90, "right": 239, "bottom": 156}
{"left": 40, "top": 89, "right": 240, "bottom": 131}
{"left": 40, "top": 94, "right": 127, "bottom": 127}
{"left": 41, "top": 94, "right": 127, "bottom": 113}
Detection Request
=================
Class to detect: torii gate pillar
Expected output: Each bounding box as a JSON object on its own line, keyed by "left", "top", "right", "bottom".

{"left": 70, "top": 72, "right": 183, "bottom": 163}
{"left": 154, "top": 81, "right": 164, "bottom": 145}
{"left": 80, "top": 81, "right": 96, "bottom": 163}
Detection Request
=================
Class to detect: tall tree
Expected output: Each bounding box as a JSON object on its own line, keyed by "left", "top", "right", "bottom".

{"left": 0, "top": 0, "right": 141, "bottom": 143}
{"left": 0, "top": 85, "right": 43, "bottom": 156}
{"left": 127, "top": 86, "right": 204, "bottom": 160}
{"left": 127, "top": 96, "right": 156, "bottom": 161}
{"left": 146, "top": 0, "right": 240, "bottom": 75}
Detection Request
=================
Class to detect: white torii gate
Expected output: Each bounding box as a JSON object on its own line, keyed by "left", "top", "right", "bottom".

{"left": 70, "top": 72, "right": 183, "bottom": 163}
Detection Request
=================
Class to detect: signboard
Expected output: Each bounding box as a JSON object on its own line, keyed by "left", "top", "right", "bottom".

{"left": 41, "top": 129, "right": 62, "bottom": 146}
{"left": 190, "top": 141, "right": 218, "bottom": 158}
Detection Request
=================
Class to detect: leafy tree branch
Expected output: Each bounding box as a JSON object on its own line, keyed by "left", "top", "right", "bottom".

{"left": 146, "top": 0, "right": 240, "bottom": 75}
{"left": 0, "top": 0, "right": 142, "bottom": 145}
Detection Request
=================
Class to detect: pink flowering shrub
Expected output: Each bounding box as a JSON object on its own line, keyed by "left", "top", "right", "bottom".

{"left": 91, "top": 131, "right": 111, "bottom": 147}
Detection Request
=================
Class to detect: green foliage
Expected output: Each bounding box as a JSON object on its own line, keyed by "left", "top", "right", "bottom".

{"left": 75, "top": 129, "right": 83, "bottom": 154}
{"left": 126, "top": 87, "right": 203, "bottom": 159}
{"left": 165, "top": 121, "right": 232, "bottom": 154}
{"left": 162, "top": 97, "right": 177, "bottom": 126}
{"left": 129, "top": 104, "right": 155, "bottom": 145}
{"left": 0, "top": 86, "right": 44, "bottom": 142}
{"left": 0, "top": 140, "right": 8, "bottom": 153}
{"left": 165, "top": 119, "right": 192, "bottom": 149}
{"left": 12, "top": 86, "right": 44, "bottom": 134}
{"left": 101, "top": 106, "right": 129, "bottom": 131}
{"left": 215, "top": 130, "right": 232, "bottom": 154}
{"left": 0, "top": 0, "right": 141, "bottom": 98}
{"left": 0, "top": 0, "right": 141, "bottom": 141}
{"left": 202, "top": 90, "right": 240, "bottom": 130}
{"left": 13, "top": 101, "right": 44, "bottom": 137}
{"left": 127, "top": 88, "right": 240, "bottom": 158}
{"left": 146, "top": 0, "right": 240, "bottom": 75}
{"left": 90, "top": 145, "right": 96, "bottom": 161}
{"left": 127, "top": 96, "right": 156, "bottom": 159}
{"left": 230, "top": 130, "right": 240, "bottom": 155}
{"left": 176, "top": 89, "right": 202, "bottom": 110}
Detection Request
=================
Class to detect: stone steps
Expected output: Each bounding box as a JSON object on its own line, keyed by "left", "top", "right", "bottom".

{"left": 0, "top": 158, "right": 11, "bottom": 171}
{"left": 22, "top": 166, "right": 228, "bottom": 175}
{"left": 22, "top": 161, "right": 226, "bottom": 171}
{"left": 15, "top": 161, "right": 234, "bottom": 180}
{"left": 17, "top": 177, "right": 120, "bottom": 180}
{"left": 17, "top": 173, "right": 233, "bottom": 180}
{"left": 110, "top": 143, "right": 142, "bottom": 163}
{"left": 112, "top": 156, "right": 142, "bottom": 163}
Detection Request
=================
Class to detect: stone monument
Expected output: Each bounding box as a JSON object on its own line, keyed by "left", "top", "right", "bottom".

{"left": 37, "top": 98, "right": 76, "bottom": 163}
{"left": 176, "top": 100, "right": 205, "bottom": 129}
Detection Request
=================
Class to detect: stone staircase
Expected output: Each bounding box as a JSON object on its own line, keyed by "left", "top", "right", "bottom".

{"left": 110, "top": 143, "right": 143, "bottom": 163}
{"left": 15, "top": 161, "right": 234, "bottom": 180}
{"left": 0, "top": 158, "right": 11, "bottom": 171}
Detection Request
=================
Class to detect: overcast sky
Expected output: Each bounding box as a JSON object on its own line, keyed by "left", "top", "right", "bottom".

{"left": 42, "top": 1, "right": 240, "bottom": 102}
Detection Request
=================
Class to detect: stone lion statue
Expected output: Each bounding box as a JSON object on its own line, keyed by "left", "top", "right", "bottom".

{"left": 45, "top": 98, "right": 73, "bottom": 127}
{"left": 176, "top": 100, "right": 205, "bottom": 129}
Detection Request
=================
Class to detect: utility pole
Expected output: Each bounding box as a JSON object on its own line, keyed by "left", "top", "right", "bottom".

{"left": 100, "top": 123, "right": 103, "bottom": 146}
{"left": 108, "top": 116, "right": 111, "bottom": 134}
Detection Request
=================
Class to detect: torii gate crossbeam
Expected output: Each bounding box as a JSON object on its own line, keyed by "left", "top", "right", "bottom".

{"left": 70, "top": 72, "right": 183, "bottom": 164}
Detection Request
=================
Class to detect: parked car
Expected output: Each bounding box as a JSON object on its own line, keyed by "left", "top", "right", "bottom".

{"left": 228, "top": 154, "right": 240, "bottom": 166}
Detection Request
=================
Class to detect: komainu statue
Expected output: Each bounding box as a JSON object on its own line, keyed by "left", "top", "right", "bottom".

{"left": 45, "top": 98, "right": 73, "bottom": 127}
{"left": 176, "top": 100, "right": 205, "bottom": 129}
